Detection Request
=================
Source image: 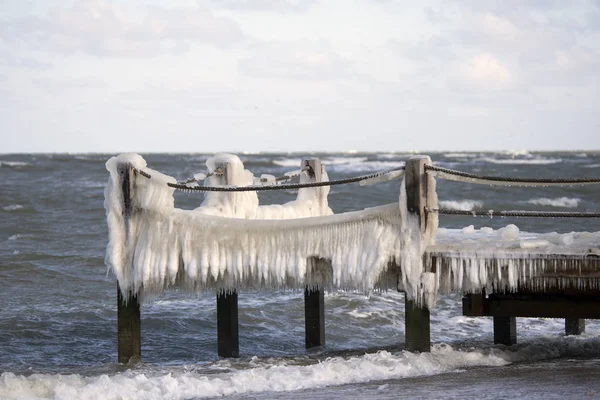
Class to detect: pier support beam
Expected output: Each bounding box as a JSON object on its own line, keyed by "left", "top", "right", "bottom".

{"left": 565, "top": 318, "right": 585, "bottom": 336}
{"left": 302, "top": 160, "right": 327, "bottom": 350}
{"left": 217, "top": 291, "right": 239, "bottom": 358}
{"left": 117, "top": 286, "right": 141, "bottom": 363}
{"left": 116, "top": 162, "right": 142, "bottom": 364}
{"left": 493, "top": 316, "right": 517, "bottom": 346}
{"left": 405, "top": 297, "right": 431, "bottom": 352}
{"left": 305, "top": 287, "right": 325, "bottom": 348}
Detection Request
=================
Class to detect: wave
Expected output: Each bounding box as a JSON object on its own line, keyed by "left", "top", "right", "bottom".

{"left": 331, "top": 161, "right": 405, "bottom": 173}
{"left": 526, "top": 197, "right": 580, "bottom": 208}
{"left": 2, "top": 205, "right": 23, "bottom": 211}
{"left": 478, "top": 157, "right": 562, "bottom": 165}
{"left": 443, "top": 153, "right": 478, "bottom": 158}
{"left": 0, "top": 160, "right": 31, "bottom": 168}
{"left": 584, "top": 164, "right": 600, "bottom": 169}
{"left": 439, "top": 200, "right": 483, "bottom": 211}
{"left": 3, "top": 336, "right": 600, "bottom": 400}
{"left": 8, "top": 234, "right": 32, "bottom": 241}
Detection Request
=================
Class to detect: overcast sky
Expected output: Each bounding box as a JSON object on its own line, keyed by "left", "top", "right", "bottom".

{"left": 1, "top": 0, "right": 599, "bottom": 153}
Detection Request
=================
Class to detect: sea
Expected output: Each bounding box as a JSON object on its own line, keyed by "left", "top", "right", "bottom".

{"left": 1, "top": 150, "right": 600, "bottom": 400}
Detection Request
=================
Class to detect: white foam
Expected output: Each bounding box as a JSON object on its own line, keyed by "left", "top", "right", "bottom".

{"left": 5, "top": 335, "right": 600, "bottom": 400}
{"left": 584, "top": 164, "right": 600, "bottom": 169}
{"left": 526, "top": 197, "right": 580, "bottom": 208}
{"left": 273, "top": 158, "right": 302, "bottom": 167}
{"left": 332, "top": 161, "right": 405, "bottom": 173}
{"left": 479, "top": 157, "right": 562, "bottom": 165}
{"left": 439, "top": 200, "right": 483, "bottom": 211}
{"left": 0, "top": 160, "right": 31, "bottom": 168}
{"left": 2, "top": 205, "right": 23, "bottom": 211}
{"left": 0, "top": 347, "right": 507, "bottom": 400}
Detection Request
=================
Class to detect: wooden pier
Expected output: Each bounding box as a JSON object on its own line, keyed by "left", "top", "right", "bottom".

{"left": 110, "top": 154, "right": 600, "bottom": 363}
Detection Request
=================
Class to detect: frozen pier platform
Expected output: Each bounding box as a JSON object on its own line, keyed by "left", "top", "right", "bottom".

{"left": 104, "top": 153, "right": 600, "bottom": 363}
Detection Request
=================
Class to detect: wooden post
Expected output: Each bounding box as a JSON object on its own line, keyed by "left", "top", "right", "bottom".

{"left": 116, "top": 162, "right": 141, "bottom": 364}
{"left": 403, "top": 156, "right": 434, "bottom": 352}
{"left": 215, "top": 160, "right": 240, "bottom": 358}
{"left": 565, "top": 318, "right": 585, "bottom": 335}
{"left": 117, "top": 286, "right": 141, "bottom": 364}
{"left": 303, "top": 159, "right": 326, "bottom": 349}
{"left": 405, "top": 297, "right": 431, "bottom": 352}
{"left": 217, "top": 291, "right": 239, "bottom": 357}
{"left": 493, "top": 316, "right": 517, "bottom": 345}
{"left": 305, "top": 287, "right": 325, "bottom": 348}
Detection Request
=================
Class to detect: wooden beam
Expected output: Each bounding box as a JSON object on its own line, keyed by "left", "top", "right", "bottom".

{"left": 463, "top": 293, "right": 600, "bottom": 319}
{"left": 217, "top": 291, "right": 239, "bottom": 358}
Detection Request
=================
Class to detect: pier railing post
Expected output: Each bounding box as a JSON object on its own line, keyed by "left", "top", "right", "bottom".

{"left": 404, "top": 156, "right": 434, "bottom": 353}
{"left": 216, "top": 161, "right": 240, "bottom": 358}
{"left": 303, "top": 159, "right": 326, "bottom": 349}
{"left": 116, "top": 162, "right": 141, "bottom": 364}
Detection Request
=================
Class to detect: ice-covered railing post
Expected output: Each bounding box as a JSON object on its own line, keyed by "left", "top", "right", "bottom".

{"left": 213, "top": 158, "right": 240, "bottom": 358}
{"left": 403, "top": 155, "right": 437, "bottom": 353}
{"left": 116, "top": 162, "right": 141, "bottom": 364}
{"left": 303, "top": 158, "right": 326, "bottom": 349}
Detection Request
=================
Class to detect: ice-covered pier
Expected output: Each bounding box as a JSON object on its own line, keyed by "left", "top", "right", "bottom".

{"left": 104, "top": 153, "right": 600, "bottom": 363}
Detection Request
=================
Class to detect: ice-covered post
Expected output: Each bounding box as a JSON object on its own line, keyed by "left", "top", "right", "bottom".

{"left": 217, "top": 162, "right": 239, "bottom": 358}
{"left": 116, "top": 162, "right": 141, "bottom": 364}
{"left": 404, "top": 155, "right": 435, "bottom": 353}
{"left": 303, "top": 159, "right": 326, "bottom": 349}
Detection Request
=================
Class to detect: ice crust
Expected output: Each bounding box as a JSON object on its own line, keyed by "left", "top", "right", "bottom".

{"left": 105, "top": 153, "right": 600, "bottom": 307}
{"left": 105, "top": 153, "right": 398, "bottom": 299}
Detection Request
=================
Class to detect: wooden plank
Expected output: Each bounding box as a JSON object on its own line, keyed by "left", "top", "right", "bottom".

{"left": 217, "top": 291, "right": 239, "bottom": 358}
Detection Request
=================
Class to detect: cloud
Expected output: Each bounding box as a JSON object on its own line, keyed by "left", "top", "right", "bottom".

{"left": 239, "top": 39, "right": 353, "bottom": 81}
{"left": 0, "top": 0, "right": 244, "bottom": 57}
{"left": 461, "top": 53, "right": 512, "bottom": 85}
{"left": 209, "top": 0, "right": 317, "bottom": 13}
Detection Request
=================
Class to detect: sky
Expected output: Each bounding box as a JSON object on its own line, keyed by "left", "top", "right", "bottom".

{"left": 1, "top": 0, "right": 599, "bottom": 153}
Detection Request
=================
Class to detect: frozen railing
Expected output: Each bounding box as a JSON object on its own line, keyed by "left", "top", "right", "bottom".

{"left": 106, "top": 153, "right": 600, "bottom": 361}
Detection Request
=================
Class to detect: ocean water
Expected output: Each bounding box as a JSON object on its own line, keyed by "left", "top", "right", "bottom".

{"left": 1, "top": 151, "right": 600, "bottom": 400}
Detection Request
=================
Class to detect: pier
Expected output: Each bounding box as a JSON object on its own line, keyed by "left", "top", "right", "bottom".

{"left": 104, "top": 153, "right": 600, "bottom": 363}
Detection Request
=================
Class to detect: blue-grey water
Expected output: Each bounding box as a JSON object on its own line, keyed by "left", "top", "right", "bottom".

{"left": 1, "top": 151, "right": 600, "bottom": 399}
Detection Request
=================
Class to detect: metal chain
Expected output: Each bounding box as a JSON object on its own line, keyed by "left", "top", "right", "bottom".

{"left": 134, "top": 167, "right": 405, "bottom": 192}
{"left": 425, "top": 165, "right": 600, "bottom": 186}
{"left": 427, "top": 207, "right": 600, "bottom": 218}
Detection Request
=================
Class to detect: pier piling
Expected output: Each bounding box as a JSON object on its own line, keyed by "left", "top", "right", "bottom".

{"left": 303, "top": 159, "right": 326, "bottom": 349}
{"left": 494, "top": 316, "right": 517, "bottom": 346}
{"left": 565, "top": 318, "right": 585, "bottom": 335}
{"left": 217, "top": 291, "right": 239, "bottom": 358}
{"left": 403, "top": 156, "right": 435, "bottom": 352}
{"left": 116, "top": 162, "right": 142, "bottom": 363}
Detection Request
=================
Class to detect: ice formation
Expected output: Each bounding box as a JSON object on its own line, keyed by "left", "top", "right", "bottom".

{"left": 105, "top": 153, "right": 600, "bottom": 308}
{"left": 105, "top": 153, "right": 398, "bottom": 299}
{"left": 422, "top": 226, "right": 600, "bottom": 295}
